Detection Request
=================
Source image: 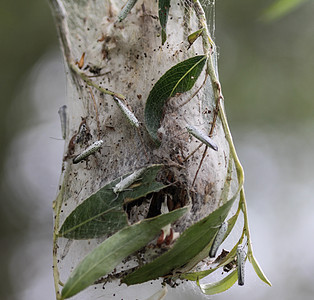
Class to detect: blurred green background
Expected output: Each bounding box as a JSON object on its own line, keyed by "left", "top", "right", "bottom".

{"left": 0, "top": 0, "right": 313, "bottom": 299}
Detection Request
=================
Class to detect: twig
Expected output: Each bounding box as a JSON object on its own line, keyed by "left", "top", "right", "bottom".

{"left": 69, "top": 63, "right": 126, "bottom": 100}
{"left": 52, "top": 167, "right": 70, "bottom": 300}
{"left": 191, "top": 0, "right": 222, "bottom": 184}
{"left": 183, "top": 143, "right": 202, "bottom": 162}
{"left": 192, "top": 145, "right": 208, "bottom": 186}
{"left": 87, "top": 87, "right": 101, "bottom": 139}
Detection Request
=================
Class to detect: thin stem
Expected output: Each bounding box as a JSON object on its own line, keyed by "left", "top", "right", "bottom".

{"left": 190, "top": 0, "right": 223, "bottom": 184}
{"left": 240, "top": 187, "right": 253, "bottom": 254}
{"left": 183, "top": 143, "right": 202, "bottom": 162}
{"left": 52, "top": 167, "right": 70, "bottom": 300}
{"left": 217, "top": 98, "right": 244, "bottom": 183}
{"left": 192, "top": 0, "right": 213, "bottom": 55}
{"left": 192, "top": 145, "right": 208, "bottom": 186}
{"left": 69, "top": 63, "right": 126, "bottom": 100}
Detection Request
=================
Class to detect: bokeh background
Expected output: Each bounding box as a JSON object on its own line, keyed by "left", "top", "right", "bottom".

{"left": 1, "top": 0, "right": 313, "bottom": 299}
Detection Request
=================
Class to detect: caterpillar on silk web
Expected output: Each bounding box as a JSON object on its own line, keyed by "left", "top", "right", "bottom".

{"left": 73, "top": 140, "right": 104, "bottom": 164}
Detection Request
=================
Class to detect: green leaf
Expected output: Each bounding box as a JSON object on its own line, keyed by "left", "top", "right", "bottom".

{"left": 180, "top": 267, "right": 216, "bottom": 282}
{"left": 249, "top": 254, "right": 272, "bottom": 286}
{"left": 188, "top": 28, "right": 204, "bottom": 47}
{"left": 198, "top": 269, "right": 238, "bottom": 295}
{"left": 174, "top": 157, "right": 238, "bottom": 275}
{"left": 61, "top": 206, "right": 188, "bottom": 299}
{"left": 144, "top": 55, "right": 207, "bottom": 144}
{"left": 159, "top": 0, "right": 170, "bottom": 45}
{"left": 181, "top": 243, "right": 238, "bottom": 281}
{"left": 261, "top": 0, "right": 308, "bottom": 22}
{"left": 224, "top": 210, "right": 239, "bottom": 242}
{"left": 59, "top": 165, "right": 167, "bottom": 239}
{"left": 122, "top": 197, "right": 235, "bottom": 285}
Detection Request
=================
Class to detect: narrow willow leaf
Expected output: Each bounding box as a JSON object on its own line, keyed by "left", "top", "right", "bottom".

{"left": 144, "top": 55, "right": 207, "bottom": 144}
{"left": 249, "top": 254, "right": 272, "bottom": 286}
{"left": 261, "top": 0, "right": 308, "bottom": 22}
{"left": 180, "top": 245, "right": 237, "bottom": 281}
{"left": 174, "top": 161, "right": 238, "bottom": 275}
{"left": 122, "top": 197, "right": 235, "bottom": 285}
{"left": 181, "top": 267, "right": 216, "bottom": 282}
{"left": 198, "top": 269, "right": 238, "bottom": 295}
{"left": 159, "top": 0, "right": 170, "bottom": 45}
{"left": 61, "top": 206, "right": 188, "bottom": 299}
{"left": 59, "top": 165, "right": 166, "bottom": 239}
{"left": 224, "top": 212, "right": 239, "bottom": 241}
{"left": 188, "top": 28, "right": 204, "bottom": 47}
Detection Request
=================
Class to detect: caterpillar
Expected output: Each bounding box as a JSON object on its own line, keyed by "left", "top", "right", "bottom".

{"left": 113, "top": 96, "right": 140, "bottom": 128}
{"left": 237, "top": 245, "right": 246, "bottom": 286}
{"left": 118, "top": 0, "right": 138, "bottom": 22}
{"left": 209, "top": 221, "right": 228, "bottom": 258}
{"left": 73, "top": 140, "right": 104, "bottom": 164}
{"left": 186, "top": 124, "right": 218, "bottom": 151}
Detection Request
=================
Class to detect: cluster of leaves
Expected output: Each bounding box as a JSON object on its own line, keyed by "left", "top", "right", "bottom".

{"left": 59, "top": 51, "right": 212, "bottom": 298}
{"left": 56, "top": 1, "right": 272, "bottom": 298}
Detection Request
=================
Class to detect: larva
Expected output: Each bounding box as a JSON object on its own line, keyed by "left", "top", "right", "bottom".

{"left": 73, "top": 140, "right": 103, "bottom": 164}
{"left": 113, "top": 96, "right": 140, "bottom": 128}
{"left": 58, "top": 105, "right": 67, "bottom": 140}
{"left": 118, "top": 0, "right": 138, "bottom": 22}
{"left": 186, "top": 124, "right": 218, "bottom": 151}
{"left": 209, "top": 221, "right": 228, "bottom": 258}
{"left": 113, "top": 167, "right": 146, "bottom": 194}
{"left": 237, "top": 245, "right": 246, "bottom": 286}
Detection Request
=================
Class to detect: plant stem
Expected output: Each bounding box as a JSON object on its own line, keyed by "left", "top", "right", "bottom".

{"left": 52, "top": 167, "right": 70, "bottom": 300}
{"left": 239, "top": 187, "right": 254, "bottom": 255}
{"left": 69, "top": 63, "right": 126, "bottom": 100}
{"left": 217, "top": 99, "right": 244, "bottom": 184}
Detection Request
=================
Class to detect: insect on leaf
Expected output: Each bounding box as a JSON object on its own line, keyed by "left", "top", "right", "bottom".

{"left": 159, "top": 0, "right": 171, "bottom": 45}
{"left": 61, "top": 206, "right": 189, "bottom": 299}
{"left": 122, "top": 197, "right": 235, "bottom": 285}
{"left": 249, "top": 254, "right": 272, "bottom": 286}
{"left": 198, "top": 269, "right": 238, "bottom": 295}
{"left": 144, "top": 55, "right": 207, "bottom": 145}
{"left": 59, "top": 165, "right": 167, "bottom": 239}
